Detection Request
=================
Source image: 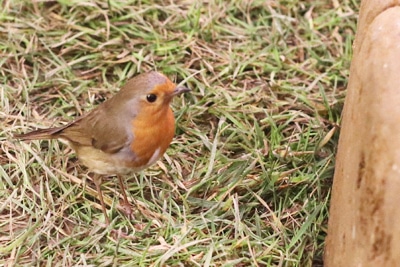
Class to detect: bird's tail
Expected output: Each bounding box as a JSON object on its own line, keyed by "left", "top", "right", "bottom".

{"left": 14, "top": 126, "right": 64, "bottom": 140}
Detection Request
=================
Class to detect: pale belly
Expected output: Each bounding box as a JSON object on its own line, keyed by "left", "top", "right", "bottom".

{"left": 74, "top": 145, "right": 162, "bottom": 175}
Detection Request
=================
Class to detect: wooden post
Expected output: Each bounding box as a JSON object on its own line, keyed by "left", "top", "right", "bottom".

{"left": 325, "top": 1, "right": 400, "bottom": 266}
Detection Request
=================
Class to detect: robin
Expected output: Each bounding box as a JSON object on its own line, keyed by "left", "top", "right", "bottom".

{"left": 15, "top": 71, "right": 190, "bottom": 224}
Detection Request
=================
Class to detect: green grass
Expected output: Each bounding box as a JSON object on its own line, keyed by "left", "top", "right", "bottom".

{"left": 1, "top": 0, "right": 358, "bottom": 266}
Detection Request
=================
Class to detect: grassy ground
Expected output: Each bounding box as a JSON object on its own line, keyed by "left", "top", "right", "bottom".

{"left": 1, "top": 0, "right": 358, "bottom": 266}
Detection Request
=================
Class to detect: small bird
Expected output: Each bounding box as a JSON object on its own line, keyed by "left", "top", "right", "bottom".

{"left": 15, "top": 71, "right": 190, "bottom": 224}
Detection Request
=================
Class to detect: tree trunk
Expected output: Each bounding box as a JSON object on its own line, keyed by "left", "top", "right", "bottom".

{"left": 325, "top": 0, "right": 400, "bottom": 266}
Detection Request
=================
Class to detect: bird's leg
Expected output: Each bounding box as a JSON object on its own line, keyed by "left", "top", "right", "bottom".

{"left": 93, "top": 174, "right": 110, "bottom": 225}
{"left": 117, "top": 175, "right": 133, "bottom": 217}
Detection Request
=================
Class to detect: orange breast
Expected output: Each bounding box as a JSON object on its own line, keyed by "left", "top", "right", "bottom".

{"left": 129, "top": 106, "right": 175, "bottom": 169}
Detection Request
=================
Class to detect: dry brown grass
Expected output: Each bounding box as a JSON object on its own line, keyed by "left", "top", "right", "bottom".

{"left": 1, "top": 0, "right": 358, "bottom": 266}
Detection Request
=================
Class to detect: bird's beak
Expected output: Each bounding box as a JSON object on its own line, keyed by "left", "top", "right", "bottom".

{"left": 172, "top": 85, "right": 191, "bottom": 96}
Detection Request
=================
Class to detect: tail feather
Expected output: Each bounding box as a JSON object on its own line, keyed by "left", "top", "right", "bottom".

{"left": 14, "top": 127, "right": 65, "bottom": 140}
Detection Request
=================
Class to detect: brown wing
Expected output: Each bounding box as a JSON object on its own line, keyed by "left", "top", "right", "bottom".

{"left": 16, "top": 106, "right": 133, "bottom": 155}
{"left": 59, "top": 107, "right": 132, "bottom": 154}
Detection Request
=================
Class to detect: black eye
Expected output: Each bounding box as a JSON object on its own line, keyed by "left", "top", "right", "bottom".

{"left": 146, "top": 94, "right": 157, "bottom": 103}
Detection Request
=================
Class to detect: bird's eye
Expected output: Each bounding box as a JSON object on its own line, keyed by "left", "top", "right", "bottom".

{"left": 146, "top": 94, "right": 157, "bottom": 103}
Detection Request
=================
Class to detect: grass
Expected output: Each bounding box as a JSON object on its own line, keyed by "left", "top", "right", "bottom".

{"left": 1, "top": 0, "right": 358, "bottom": 266}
